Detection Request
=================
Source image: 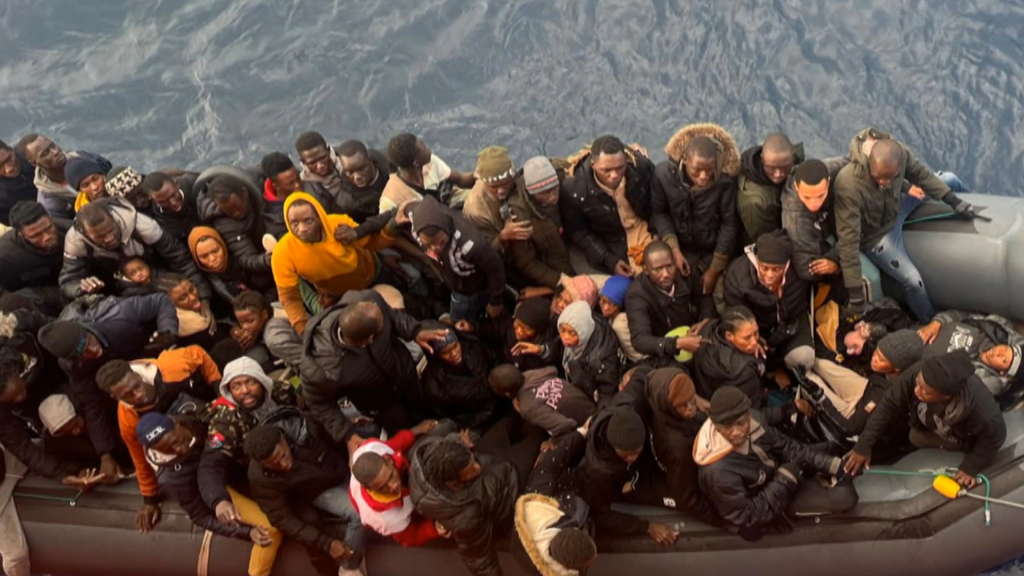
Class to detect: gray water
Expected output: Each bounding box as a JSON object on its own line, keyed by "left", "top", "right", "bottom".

{"left": 3, "top": 1, "right": 1024, "bottom": 575}
{"left": 3, "top": 0, "right": 1024, "bottom": 194}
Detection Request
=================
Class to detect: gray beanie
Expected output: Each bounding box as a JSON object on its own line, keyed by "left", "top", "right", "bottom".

{"left": 877, "top": 329, "right": 925, "bottom": 371}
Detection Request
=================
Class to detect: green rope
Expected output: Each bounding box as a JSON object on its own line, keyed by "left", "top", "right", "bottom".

{"left": 865, "top": 467, "right": 993, "bottom": 527}
{"left": 978, "top": 474, "right": 992, "bottom": 527}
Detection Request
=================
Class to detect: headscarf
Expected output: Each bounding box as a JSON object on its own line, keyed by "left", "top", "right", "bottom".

{"left": 559, "top": 301, "right": 596, "bottom": 368}
{"left": 188, "top": 226, "right": 229, "bottom": 273}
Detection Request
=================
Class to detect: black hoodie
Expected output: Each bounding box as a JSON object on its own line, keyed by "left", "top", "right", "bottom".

{"left": 0, "top": 153, "right": 40, "bottom": 225}
{"left": 421, "top": 333, "right": 502, "bottom": 430}
{"left": 410, "top": 195, "right": 506, "bottom": 305}
{"left": 563, "top": 316, "right": 624, "bottom": 407}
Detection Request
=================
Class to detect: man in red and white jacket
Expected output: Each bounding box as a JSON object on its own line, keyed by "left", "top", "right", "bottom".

{"left": 348, "top": 419, "right": 447, "bottom": 546}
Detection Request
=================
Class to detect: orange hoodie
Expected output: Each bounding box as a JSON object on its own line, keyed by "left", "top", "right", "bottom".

{"left": 118, "top": 345, "right": 221, "bottom": 502}
{"left": 271, "top": 192, "right": 396, "bottom": 333}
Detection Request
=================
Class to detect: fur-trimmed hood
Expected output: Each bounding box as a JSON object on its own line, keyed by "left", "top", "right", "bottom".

{"left": 515, "top": 494, "right": 579, "bottom": 576}
{"left": 663, "top": 123, "right": 741, "bottom": 177}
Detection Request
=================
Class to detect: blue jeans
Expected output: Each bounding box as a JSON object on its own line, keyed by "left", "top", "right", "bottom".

{"left": 865, "top": 194, "right": 935, "bottom": 322}
{"left": 450, "top": 291, "right": 491, "bottom": 322}
{"left": 936, "top": 171, "right": 969, "bottom": 192}
{"left": 313, "top": 484, "right": 367, "bottom": 570}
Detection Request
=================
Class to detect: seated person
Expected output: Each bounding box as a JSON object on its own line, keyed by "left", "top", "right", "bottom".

{"left": 104, "top": 166, "right": 149, "bottom": 210}
{"left": 573, "top": 406, "right": 680, "bottom": 545}
{"left": 551, "top": 274, "right": 599, "bottom": 316}
{"left": 153, "top": 274, "right": 224, "bottom": 349}
{"left": 296, "top": 133, "right": 389, "bottom": 222}
{"left": 64, "top": 155, "right": 110, "bottom": 211}
{"left": 259, "top": 152, "right": 305, "bottom": 239}
{"left": 737, "top": 132, "right": 803, "bottom": 245}
{"left": 60, "top": 197, "right": 210, "bottom": 301}
{"left": 695, "top": 386, "right": 855, "bottom": 536}
{"left": 271, "top": 192, "right": 400, "bottom": 334}
{"left": 724, "top": 230, "right": 813, "bottom": 373}
{"left": 506, "top": 156, "right": 574, "bottom": 289}
{"left": 558, "top": 301, "right": 623, "bottom": 406}
{"left": 813, "top": 294, "right": 912, "bottom": 374}
{"left": 782, "top": 158, "right": 849, "bottom": 284}
{"left": 188, "top": 225, "right": 275, "bottom": 306}
{"left": 229, "top": 291, "right": 278, "bottom": 372}
{"left": 693, "top": 306, "right": 796, "bottom": 423}
{"left": 561, "top": 135, "right": 656, "bottom": 276}
{"left": 616, "top": 366, "right": 722, "bottom": 527}
{"left": 462, "top": 146, "right": 526, "bottom": 256}
{"left": 381, "top": 132, "right": 475, "bottom": 212}
{"left": 409, "top": 434, "right": 519, "bottom": 576}
{"left": 475, "top": 296, "right": 562, "bottom": 374}
{"left": 349, "top": 419, "right": 444, "bottom": 546}
{"left": 94, "top": 346, "right": 221, "bottom": 530}
{"left": 652, "top": 126, "right": 741, "bottom": 314}
{"left": 918, "top": 310, "right": 1024, "bottom": 395}
{"left": 140, "top": 171, "right": 203, "bottom": 244}
{"left": 0, "top": 201, "right": 68, "bottom": 312}
{"left": 834, "top": 129, "right": 976, "bottom": 321}
{"left": 245, "top": 423, "right": 367, "bottom": 576}
{"left": 515, "top": 430, "right": 597, "bottom": 576}
{"left": 138, "top": 413, "right": 277, "bottom": 576}
{"left": 16, "top": 133, "right": 111, "bottom": 220}
{"left": 117, "top": 257, "right": 158, "bottom": 294}
{"left": 0, "top": 138, "right": 40, "bottom": 225}
{"left": 600, "top": 275, "right": 644, "bottom": 363}
{"left": 803, "top": 330, "right": 924, "bottom": 440}
{"left": 488, "top": 364, "right": 595, "bottom": 439}
{"left": 408, "top": 196, "right": 506, "bottom": 321}
{"left": 422, "top": 330, "right": 502, "bottom": 431}
{"left": 625, "top": 242, "right": 703, "bottom": 362}
{"left": 196, "top": 174, "right": 275, "bottom": 283}
{"left": 846, "top": 351, "right": 1008, "bottom": 489}
{"left": 36, "top": 393, "right": 132, "bottom": 474}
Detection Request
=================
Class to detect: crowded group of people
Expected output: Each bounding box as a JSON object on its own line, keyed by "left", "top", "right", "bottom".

{"left": 0, "top": 123, "right": 1018, "bottom": 576}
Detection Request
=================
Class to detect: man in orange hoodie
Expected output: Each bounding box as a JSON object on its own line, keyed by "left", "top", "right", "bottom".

{"left": 271, "top": 192, "right": 402, "bottom": 334}
{"left": 94, "top": 345, "right": 221, "bottom": 534}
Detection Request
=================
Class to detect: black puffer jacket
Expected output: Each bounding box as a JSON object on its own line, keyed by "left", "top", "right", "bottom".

{"left": 299, "top": 290, "right": 422, "bottom": 443}
{"left": 154, "top": 417, "right": 254, "bottom": 541}
{"left": 573, "top": 405, "right": 651, "bottom": 536}
{"left": 616, "top": 366, "right": 721, "bottom": 526}
{"left": 196, "top": 173, "right": 272, "bottom": 276}
{"left": 625, "top": 273, "right": 698, "bottom": 358}
{"left": 560, "top": 151, "right": 656, "bottom": 273}
{"left": 248, "top": 413, "right": 350, "bottom": 554}
{"left": 723, "top": 246, "right": 811, "bottom": 347}
{"left": 563, "top": 316, "right": 623, "bottom": 406}
{"left": 651, "top": 160, "right": 738, "bottom": 269}
{"left": 693, "top": 319, "right": 766, "bottom": 406}
{"left": 695, "top": 411, "right": 841, "bottom": 529}
{"left": 421, "top": 333, "right": 501, "bottom": 430}
{"left": 780, "top": 157, "right": 849, "bottom": 282}
{"left": 410, "top": 435, "right": 518, "bottom": 576}
{"left": 0, "top": 216, "right": 69, "bottom": 292}
{"left": 144, "top": 173, "right": 203, "bottom": 244}
{"left": 60, "top": 197, "right": 210, "bottom": 301}
{"left": 0, "top": 153, "right": 39, "bottom": 225}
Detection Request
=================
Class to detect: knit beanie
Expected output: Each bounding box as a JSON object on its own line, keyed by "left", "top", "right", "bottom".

{"left": 430, "top": 330, "right": 459, "bottom": 355}
{"left": 755, "top": 230, "right": 793, "bottom": 266}
{"left": 606, "top": 409, "right": 645, "bottom": 452}
{"left": 877, "top": 329, "right": 925, "bottom": 371}
{"left": 476, "top": 146, "right": 515, "bottom": 183}
{"left": 64, "top": 156, "right": 105, "bottom": 192}
{"left": 921, "top": 350, "right": 975, "bottom": 396}
{"left": 38, "top": 321, "right": 91, "bottom": 359}
{"left": 38, "top": 394, "right": 76, "bottom": 435}
{"left": 667, "top": 372, "right": 696, "bottom": 412}
{"left": 514, "top": 297, "right": 552, "bottom": 334}
{"left": 8, "top": 201, "right": 48, "bottom": 229}
{"left": 558, "top": 301, "right": 596, "bottom": 348}
{"left": 522, "top": 156, "right": 559, "bottom": 195}
{"left": 557, "top": 275, "right": 598, "bottom": 310}
{"left": 708, "top": 386, "right": 753, "bottom": 425}
{"left": 136, "top": 412, "right": 175, "bottom": 449}
{"left": 106, "top": 166, "right": 144, "bottom": 197}
{"left": 600, "top": 275, "right": 632, "bottom": 308}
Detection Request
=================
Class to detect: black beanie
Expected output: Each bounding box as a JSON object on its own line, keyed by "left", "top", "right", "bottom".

{"left": 755, "top": 231, "right": 793, "bottom": 266}
{"left": 9, "top": 201, "right": 48, "bottom": 229}
{"left": 606, "top": 409, "right": 645, "bottom": 452}
{"left": 38, "top": 321, "right": 90, "bottom": 359}
{"left": 921, "top": 350, "right": 975, "bottom": 396}
{"left": 877, "top": 329, "right": 925, "bottom": 371}
{"left": 709, "top": 386, "right": 753, "bottom": 425}
{"left": 514, "top": 297, "right": 552, "bottom": 334}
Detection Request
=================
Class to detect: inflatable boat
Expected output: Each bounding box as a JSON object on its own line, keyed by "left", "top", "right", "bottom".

{"left": 12, "top": 192, "right": 1024, "bottom": 576}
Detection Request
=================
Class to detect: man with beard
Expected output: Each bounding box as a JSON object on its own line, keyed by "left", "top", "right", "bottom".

{"left": 463, "top": 146, "right": 534, "bottom": 256}
{"left": 736, "top": 133, "right": 803, "bottom": 245}
{"left": 625, "top": 241, "right": 704, "bottom": 362}
{"left": 94, "top": 347, "right": 222, "bottom": 532}
{"left": 15, "top": 133, "right": 111, "bottom": 220}
{"left": 0, "top": 139, "right": 40, "bottom": 225}
{"left": 0, "top": 202, "right": 68, "bottom": 312}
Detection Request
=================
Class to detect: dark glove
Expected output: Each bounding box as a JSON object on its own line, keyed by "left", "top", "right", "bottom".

{"left": 778, "top": 461, "right": 801, "bottom": 484}
{"left": 143, "top": 332, "right": 177, "bottom": 356}
{"left": 952, "top": 201, "right": 978, "bottom": 219}
{"left": 845, "top": 285, "right": 866, "bottom": 319}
